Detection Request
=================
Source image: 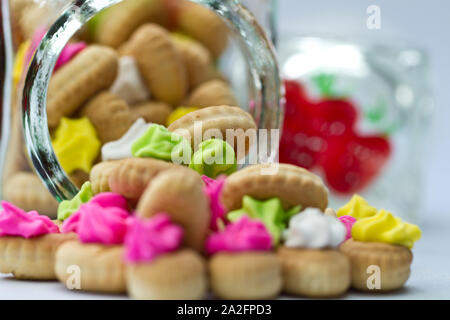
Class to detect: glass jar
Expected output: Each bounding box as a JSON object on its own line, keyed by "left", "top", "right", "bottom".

{"left": 1, "top": 0, "right": 281, "bottom": 216}
{"left": 277, "top": 35, "right": 433, "bottom": 222}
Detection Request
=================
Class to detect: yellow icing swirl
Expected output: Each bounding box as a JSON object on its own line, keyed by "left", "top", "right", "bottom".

{"left": 337, "top": 194, "right": 377, "bottom": 220}
{"left": 52, "top": 117, "right": 101, "bottom": 174}
{"left": 352, "top": 209, "right": 421, "bottom": 249}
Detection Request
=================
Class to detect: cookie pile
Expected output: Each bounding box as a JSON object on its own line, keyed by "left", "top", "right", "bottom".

{"left": 1, "top": 0, "right": 422, "bottom": 300}
{"left": 0, "top": 165, "right": 421, "bottom": 299}
{"left": 5, "top": 0, "right": 237, "bottom": 216}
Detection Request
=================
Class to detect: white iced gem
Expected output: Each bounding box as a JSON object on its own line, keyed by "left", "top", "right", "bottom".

{"left": 283, "top": 208, "right": 346, "bottom": 249}
{"left": 101, "top": 118, "right": 150, "bottom": 161}
{"left": 110, "top": 56, "right": 150, "bottom": 105}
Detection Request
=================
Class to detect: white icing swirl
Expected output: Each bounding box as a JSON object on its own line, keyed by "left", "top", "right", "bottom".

{"left": 101, "top": 118, "right": 150, "bottom": 161}
{"left": 283, "top": 208, "right": 346, "bottom": 249}
{"left": 110, "top": 56, "right": 149, "bottom": 105}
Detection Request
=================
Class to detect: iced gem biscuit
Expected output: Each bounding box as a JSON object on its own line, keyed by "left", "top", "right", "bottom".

{"left": 278, "top": 208, "right": 350, "bottom": 298}
{"left": 228, "top": 196, "right": 300, "bottom": 245}
{"left": 171, "top": 33, "right": 215, "bottom": 90}
{"left": 136, "top": 167, "right": 210, "bottom": 252}
{"left": 56, "top": 193, "right": 130, "bottom": 293}
{"left": 80, "top": 91, "right": 133, "bottom": 144}
{"left": 340, "top": 207, "right": 421, "bottom": 291}
{"left": 102, "top": 118, "right": 151, "bottom": 161}
{"left": 110, "top": 56, "right": 150, "bottom": 105}
{"left": 125, "top": 214, "right": 207, "bottom": 300}
{"left": 186, "top": 80, "right": 238, "bottom": 108}
{"left": 174, "top": 1, "right": 228, "bottom": 59}
{"left": 129, "top": 101, "right": 173, "bottom": 125}
{"left": 0, "top": 201, "right": 76, "bottom": 280}
{"left": 52, "top": 117, "right": 101, "bottom": 174}
{"left": 189, "top": 139, "right": 237, "bottom": 178}
{"left": 92, "top": 0, "right": 170, "bottom": 48}
{"left": 47, "top": 45, "right": 119, "bottom": 128}
{"left": 119, "top": 23, "right": 187, "bottom": 106}
{"left": 107, "top": 158, "right": 174, "bottom": 200}
{"left": 168, "top": 106, "right": 257, "bottom": 158}
{"left": 4, "top": 172, "right": 58, "bottom": 218}
{"left": 221, "top": 163, "right": 329, "bottom": 212}
{"left": 207, "top": 217, "right": 282, "bottom": 299}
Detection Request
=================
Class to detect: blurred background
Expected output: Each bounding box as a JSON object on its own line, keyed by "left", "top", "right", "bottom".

{"left": 3, "top": 0, "right": 449, "bottom": 223}
{"left": 275, "top": 0, "right": 449, "bottom": 221}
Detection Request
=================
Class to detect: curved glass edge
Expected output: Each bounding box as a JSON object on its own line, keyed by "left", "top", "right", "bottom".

{"left": 22, "top": 0, "right": 282, "bottom": 201}
{"left": 0, "top": 0, "right": 15, "bottom": 199}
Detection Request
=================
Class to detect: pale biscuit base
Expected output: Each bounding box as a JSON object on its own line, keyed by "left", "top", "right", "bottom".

{"left": 175, "top": 1, "right": 228, "bottom": 59}
{"left": 47, "top": 45, "right": 119, "bottom": 128}
{"left": 55, "top": 240, "right": 126, "bottom": 294}
{"left": 168, "top": 105, "right": 256, "bottom": 158}
{"left": 4, "top": 172, "right": 58, "bottom": 218}
{"left": 80, "top": 91, "right": 132, "bottom": 144}
{"left": 90, "top": 160, "right": 126, "bottom": 194}
{"left": 119, "top": 23, "right": 187, "bottom": 106}
{"left": 108, "top": 158, "right": 175, "bottom": 200}
{"left": 129, "top": 101, "right": 173, "bottom": 125}
{"left": 136, "top": 167, "right": 209, "bottom": 252}
{"left": 0, "top": 233, "right": 77, "bottom": 280}
{"left": 95, "top": 0, "right": 169, "bottom": 48}
{"left": 186, "top": 80, "right": 238, "bottom": 108}
{"left": 277, "top": 246, "right": 351, "bottom": 298}
{"left": 209, "top": 252, "right": 282, "bottom": 299}
{"left": 221, "top": 163, "right": 329, "bottom": 212}
{"left": 340, "top": 239, "right": 413, "bottom": 292}
{"left": 126, "top": 249, "right": 207, "bottom": 300}
{"left": 172, "top": 36, "right": 215, "bottom": 90}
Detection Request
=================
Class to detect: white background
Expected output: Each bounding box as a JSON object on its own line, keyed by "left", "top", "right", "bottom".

{"left": 278, "top": 0, "right": 450, "bottom": 220}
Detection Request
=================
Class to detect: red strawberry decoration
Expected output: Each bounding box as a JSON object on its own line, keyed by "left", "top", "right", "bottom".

{"left": 280, "top": 79, "right": 391, "bottom": 194}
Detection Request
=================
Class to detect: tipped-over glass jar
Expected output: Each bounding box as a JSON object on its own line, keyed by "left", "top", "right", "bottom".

{"left": 1, "top": 0, "right": 282, "bottom": 218}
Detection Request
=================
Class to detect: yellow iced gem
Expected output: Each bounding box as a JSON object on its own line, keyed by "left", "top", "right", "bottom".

{"left": 337, "top": 194, "right": 377, "bottom": 220}
{"left": 352, "top": 209, "right": 422, "bottom": 249}
{"left": 52, "top": 117, "right": 101, "bottom": 174}
{"left": 166, "top": 106, "right": 199, "bottom": 126}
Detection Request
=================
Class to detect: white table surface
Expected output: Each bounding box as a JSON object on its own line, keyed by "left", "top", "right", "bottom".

{"left": 1, "top": 215, "right": 448, "bottom": 300}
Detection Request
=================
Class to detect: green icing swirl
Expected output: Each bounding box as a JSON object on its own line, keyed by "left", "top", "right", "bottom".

{"left": 131, "top": 124, "right": 191, "bottom": 163}
{"left": 189, "top": 139, "right": 237, "bottom": 178}
{"left": 227, "top": 196, "right": 301, "bottom": 245}
{"left": 57, "top": 181, "right": 93, "bottom": 221}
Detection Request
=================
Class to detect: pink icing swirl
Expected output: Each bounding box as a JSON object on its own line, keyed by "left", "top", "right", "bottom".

{"left": 0, "top": 201, "right": 59, "bottom": 238}
{"left": 62, "top": 193, "right": 129, "bottom": 244}
{"left": 202, "top": 175, "right": 226, "bottom": 231}
{"left": 26, "top": 27, "right": 86, "bottom": 72}
{"left": 338, "top": 215, "right": 357, "bottom": 241}
{"left": 206, "top": 215, "right": 272, "bottom": 255}
{"left": 124, "top": 214, "right": 183, "bottom": 263}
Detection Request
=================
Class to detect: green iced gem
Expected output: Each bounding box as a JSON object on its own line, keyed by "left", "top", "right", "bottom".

{"left": 57, "top": 181, "right": 93, "bottom": 221}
